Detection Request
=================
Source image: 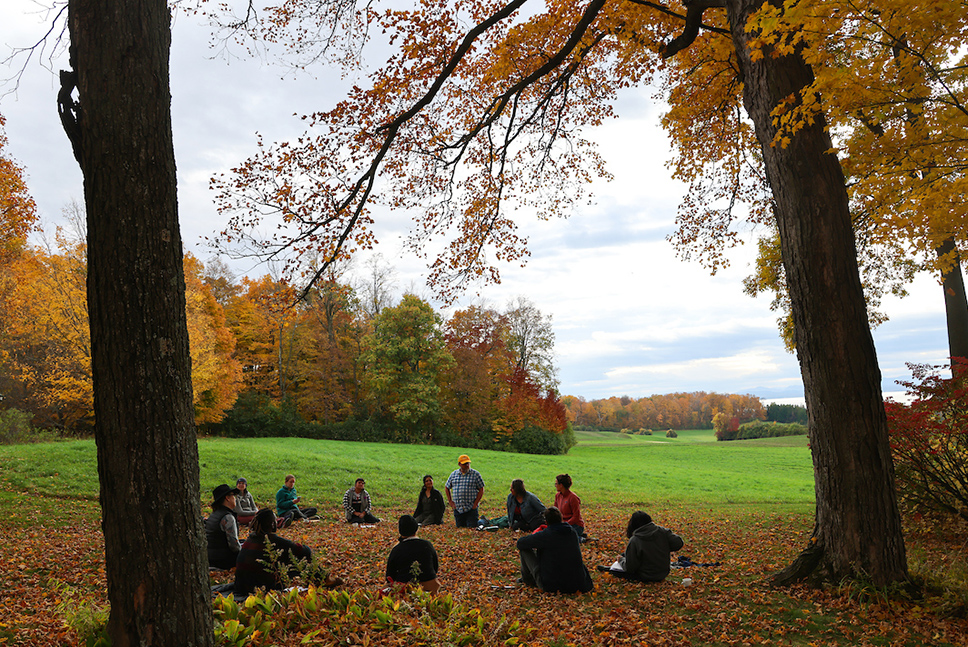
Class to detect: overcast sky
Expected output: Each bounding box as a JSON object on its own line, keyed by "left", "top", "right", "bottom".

{"left": 0, "top": 1, "right": 950, "bottom": 403}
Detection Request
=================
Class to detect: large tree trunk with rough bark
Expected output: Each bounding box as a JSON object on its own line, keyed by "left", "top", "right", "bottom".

{"left": 725, "top": 0, "right": 908, "bottom": 586}
{"left": 64, "top": 0, "right": 214, "bottom": 644}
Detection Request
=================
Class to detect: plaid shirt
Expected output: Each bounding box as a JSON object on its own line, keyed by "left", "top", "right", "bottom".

{"left": 446, "top": 468, "right": 485, "bottom": 513}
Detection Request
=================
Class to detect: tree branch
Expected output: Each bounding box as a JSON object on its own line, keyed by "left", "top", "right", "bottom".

{"left": 659, "top": 0, "right": 728, "bottom": 58}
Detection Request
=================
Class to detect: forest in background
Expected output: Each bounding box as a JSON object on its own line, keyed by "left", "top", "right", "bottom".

{"left": 0, "top": 214, "right": 805, "bottom": 450}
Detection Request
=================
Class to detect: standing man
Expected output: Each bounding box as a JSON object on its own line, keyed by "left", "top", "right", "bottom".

{"left": 343, "top": 477, "right": 381, "bottom": 524}
{"left": 516, "top": 507, "right": 593, "bottom": 594}
{"left": 445, "top": 454, "right": 485, "bottom": 527}
{"left": 276, "top": 474, "right": 318, "bottom": 524}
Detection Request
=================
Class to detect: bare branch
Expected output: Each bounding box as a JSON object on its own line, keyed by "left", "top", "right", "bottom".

{"left": 661, "top": 0, "right": 728, "bottom": 59}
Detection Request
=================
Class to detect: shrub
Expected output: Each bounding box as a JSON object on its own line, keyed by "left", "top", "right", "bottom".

{"left": 508, "top": 426, "right": 567, "bottom": 455}
{"left": 206, "top": 392, "right": 313, "bottom": 438}
{"left": 0, "top": 408, "right": 60, "bottom": 444}
{"left": 665, "top": 429, "right": 678, "bottom": 438}
{"left": 712, "top": 413, "right": 741, "bottom": 440}
{"left": 716, "top": 420, "right": 808, "bottom": 441}
{"left": 886, "top": 359, "right": 968, "bottom": 521}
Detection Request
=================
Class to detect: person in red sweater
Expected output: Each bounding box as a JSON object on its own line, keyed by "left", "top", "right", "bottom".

{"left": 554, "top": 473, "right": 585, "bottom": 538}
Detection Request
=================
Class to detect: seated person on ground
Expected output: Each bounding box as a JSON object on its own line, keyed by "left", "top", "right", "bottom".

{"left": 207, "top": 483, "right": 242, "bottom": 570}
{"left": 234, "top": 477, "right": 258, "bottom": 526}
{"left": 386, "top": 515, "right": 440, "bottom": 593}
{"left": 413, "top": 474, "right": 445, "bottom": 526}
{"left": 343, "top": 477, "right": 381, "bottom": 524}
{"left": 276, "top": 474, "right": 318, "bottom": 523}
{"left": 603, "top": 511, "right": 684, "bottom": 582}
{"left": 235, "top": 509, "right": 315, "bottom": 595}
{"left": 554, "top": 473, "right": 586, "bottom": 537}
{"left": 516, "top": 506, "right": 593, "bottom": 594}
{"left": 506, "top": 478, "right": 545, "bottom": 532}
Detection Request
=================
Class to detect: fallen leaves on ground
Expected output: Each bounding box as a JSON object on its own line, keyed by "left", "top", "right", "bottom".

{"left": 1, "top": 500, "right": 967, "bottom": 646}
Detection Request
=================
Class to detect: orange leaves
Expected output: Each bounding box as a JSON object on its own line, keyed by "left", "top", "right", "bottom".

{"left": 2, "top": 501, "right": 968, "bottom": 645}
{"left": 0, "top": 113, "right": 37, "bottom": 265}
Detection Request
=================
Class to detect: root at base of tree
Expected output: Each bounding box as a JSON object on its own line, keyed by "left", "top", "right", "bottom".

{"left": 768, "top": 533, "right": 824, "bottom": 588}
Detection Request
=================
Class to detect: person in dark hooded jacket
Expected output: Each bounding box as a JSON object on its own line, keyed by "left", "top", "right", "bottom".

{"left": 606, "top": 511, "right": 683, "bottom": 582}
{"left": 516, "top": 507, "right": 593, "bottom": 594}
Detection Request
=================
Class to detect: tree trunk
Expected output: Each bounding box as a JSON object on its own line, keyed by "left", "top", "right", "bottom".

{"left": 937, "top": 237, "right": 968, "bottom": 363}
{"left": 65, "top": 0, "right": 214, "bottom": 644}
{"left": 725, "top": 0, "right": 907, "bottom": 585}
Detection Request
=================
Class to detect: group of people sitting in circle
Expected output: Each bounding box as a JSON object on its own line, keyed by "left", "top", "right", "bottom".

{"left": 205, "top": 453, "right": 683, "bottom": 596}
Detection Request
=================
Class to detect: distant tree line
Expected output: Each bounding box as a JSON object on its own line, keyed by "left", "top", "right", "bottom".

{"left": 561, "top": 392, "right": 766, "bottom": 431}
{"left": 0, "top": 228, "right": 572, "bottom": 453}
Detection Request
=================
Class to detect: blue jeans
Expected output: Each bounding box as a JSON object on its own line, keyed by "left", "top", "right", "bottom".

{"left": 454, "top": 507, "right": 479, "bottom": 528}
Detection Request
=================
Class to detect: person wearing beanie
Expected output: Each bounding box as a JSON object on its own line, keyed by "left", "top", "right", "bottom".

{"left": 385, "top": 514, "right": 440, "bottom": 592}
{"left": 233, "top": 477, "right": 258, "bottom": 526}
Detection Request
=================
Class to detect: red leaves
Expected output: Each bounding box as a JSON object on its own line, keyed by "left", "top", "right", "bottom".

{"left": 885, "top": 358, "right": 968, "bottom": 519}
{"left": 3, "top": 502, "right": 968, "bottom": 645}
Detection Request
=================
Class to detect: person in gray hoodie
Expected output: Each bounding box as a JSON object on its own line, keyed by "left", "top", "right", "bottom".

{"left": 606, "top": 511, "right": 683, "bottom": 582}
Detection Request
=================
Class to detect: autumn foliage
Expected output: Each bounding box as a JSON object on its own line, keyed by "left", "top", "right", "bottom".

{"left": 3, "top": 500, "right": 967, "bottom": 647}
{"left": 565, "top": 392, "right": 764, "bottom": 432}
{"left": 0, "top": 224, "right": 570, "bottom": 449}
{"left": 886, "top": 359, "right": 968, "bottom": 521}
{"left": 0, "top": 234, "right": 242, "bottom": 430}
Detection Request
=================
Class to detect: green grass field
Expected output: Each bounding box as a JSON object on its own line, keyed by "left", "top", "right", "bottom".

{"left": 0, "top": 428, "right": 815, "bottom": 520}
{"left": 4, "top": 430, "right": 968, "bottom": 647}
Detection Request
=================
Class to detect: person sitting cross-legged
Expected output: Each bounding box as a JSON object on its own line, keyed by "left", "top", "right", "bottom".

{"left": 343, "top": 477, "right": 381, "bottom": 524}
{"left": 233, "top": 477, "right": 258, "bottom": 526}
{"left": 413, "top": 475, "right": 445, "bottom": 526}
{"left": 516, "top": 506, "right": 593, "bottom": 594}
{"left": 386, "top": 515, "right": 441, "bottom": 593}
{"left": 506, "top": 478, "right": 546, "bottom": 532}
{"left": 602, "top": 511, "right": 684, "bottom": 582}
{"left": 235, "top": 509, "right": 317, "bottom": 596}
{"left": 276, "top": 474, "right": 318, "bottom": 524}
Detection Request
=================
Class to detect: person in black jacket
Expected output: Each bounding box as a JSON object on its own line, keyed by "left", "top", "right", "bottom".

{"left": 386, "top": 514, "right": 441, "bottom": 592}
{"left": 413, "top": 475, "right": 446, "bottom": 525}
{"left": 516, "top": 507, "right": 593, "bottom": 594}
{"left": 235, "top": 509, "right": 315, "bottom": 595}
{"left": 206, "top": 483, "right": 242, "bottom": 570}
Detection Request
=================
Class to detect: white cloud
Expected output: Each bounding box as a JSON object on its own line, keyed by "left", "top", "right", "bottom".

{"left": 0, "top": 1, "right": 952, "bottom": 404}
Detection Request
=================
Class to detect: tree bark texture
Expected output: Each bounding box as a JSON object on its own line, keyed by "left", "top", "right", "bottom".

{"left": 66, "top": 0, "right": 214, "bottom": 644}
{"left": 936, "top": 237, "right": 968, "bottom": 363}
{"left": 725, "top": 0, "right": 907, "bottom": 585}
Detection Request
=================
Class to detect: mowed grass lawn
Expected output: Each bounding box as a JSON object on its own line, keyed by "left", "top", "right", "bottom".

{"left": 0, "top": 428, "right": 815, "bottom": 519}
{"left": 2, "top": 430, "right": 967, "bottom": 646}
